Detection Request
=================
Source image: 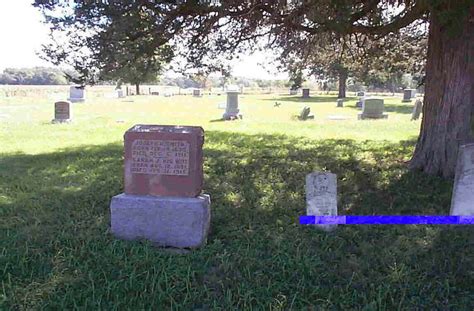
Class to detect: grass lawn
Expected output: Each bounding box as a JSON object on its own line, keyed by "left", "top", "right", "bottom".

{"left": 1, "top": 92, "right": 473, "bottom": 309}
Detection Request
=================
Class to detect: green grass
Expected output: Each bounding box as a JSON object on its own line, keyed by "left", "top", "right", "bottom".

{"left": 1, "top": 93, "right": 473, "bottom": 309}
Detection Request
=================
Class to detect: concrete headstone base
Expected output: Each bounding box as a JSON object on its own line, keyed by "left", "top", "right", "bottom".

{"left": 358, "top": 113, "right": 388, "bottom": 120}
{"left": 68, "top": 98, "right": 85, "bottom": 103}
{"left": 110, "top": 193, "right": 211, "bottom": 248}
{"left": 222, "top": 112, "right": 242, "bottom": 120}
{"left": 51, "top": 119, "right": 71, "bottom": 124}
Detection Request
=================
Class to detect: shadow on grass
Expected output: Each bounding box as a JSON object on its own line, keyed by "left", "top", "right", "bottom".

{"left": 383, "top": 103, "right": 415, "bottom": 114}
{"left": 265, "top": 95, "right": 357, "bottom": 103}
{"left": 1, "top": 133, "right": 473, "bottom": 309}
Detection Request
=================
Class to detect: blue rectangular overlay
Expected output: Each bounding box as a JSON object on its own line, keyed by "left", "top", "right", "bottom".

{"left": 300, "top": 216, "right": 474, "bottom": 225}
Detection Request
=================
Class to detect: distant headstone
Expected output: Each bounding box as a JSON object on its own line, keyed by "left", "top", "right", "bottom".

{"left": 52, "top": 101, "right": 72, "bottom": 123}
{"left": 223, "top": 90, "right": 241, "bottom": 120}
{"left": 193, "top": 89, "right": 202, "bottom": 97}
{"left": 298, "top": 106, "right": 314, "bottom": 120}
{"left": 290, "top": 89, "right": 298, "bottom": 95}
{"left": 306, "top": 172, "right": 338, "bottom": 231}
{"left": 411, "top": 99, "right": 423, "bottom": 120}
{"left": 302, "top": 88, "right": 310, "bottom": 98}
{"left": 110, "top": 124, "right": 211, "bottom": 248}
{"left": 356, "top": 91, "right": 365, "bottom": 108}
{"left": 117, "top": 89, "right": 125, "bottom": 98}
{"left": 68, "top": 86, "right": 86, "bottom": 103}
{"left": 151, "top": 91, "right": 160, "bottom": 96}
{"left": 336, "top": 99, "right": 344, "bottom": 107}
{"left": 450, "top": 143, "right": 474, "bottom": 216}
{"left": 358, "top": 98, "right": 388, "bottom": 120}
{"left": 402, "top": 89, "right": 416, "bottom": 102}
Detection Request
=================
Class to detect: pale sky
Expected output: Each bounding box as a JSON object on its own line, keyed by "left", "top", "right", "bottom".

{"left": 0, "top": 0, "right": 287, "bottom": 80}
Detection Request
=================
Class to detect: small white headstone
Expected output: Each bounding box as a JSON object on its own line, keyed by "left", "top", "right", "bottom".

{"left": 450, "top": 143, "right": 474, "bottom": 216}
{"left": 68, "top": 86, "right": 86, "bottom": 103}
{"left": 306, "top": 172, "right": 338, "bottom": 231}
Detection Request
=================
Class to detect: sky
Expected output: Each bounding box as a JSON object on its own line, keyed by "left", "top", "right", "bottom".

{"left": 0, "top": 0, "right": 287, "bottom": 80}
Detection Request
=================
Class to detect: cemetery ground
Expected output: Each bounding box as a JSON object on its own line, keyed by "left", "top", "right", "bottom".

{"left": 1, "top": 91, "right": 473, "bottom": 309}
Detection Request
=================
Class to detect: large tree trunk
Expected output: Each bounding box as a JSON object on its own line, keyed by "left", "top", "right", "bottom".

{"left": 409, "top": 7, "right": 474, "bottom": 178}
{"left": 338, "top": 71, "right": 347, "bottom": 98}
{"left": 135, "top": 83, "right": 140, "bottom": 95}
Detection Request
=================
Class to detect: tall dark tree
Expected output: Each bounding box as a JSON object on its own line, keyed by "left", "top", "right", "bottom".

{"left": 34, "top": 0, "right": 474, "bottom": 177}
{"left": 281, "top": 28, "right": 427, "bottom": 98}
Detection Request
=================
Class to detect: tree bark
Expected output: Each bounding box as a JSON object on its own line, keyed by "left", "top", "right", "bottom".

{"left": 338, "top": 71, "right": 347, "bottom": 98}
{"left": 409, "top": 7, "right": 474, "bottom": 178}
{"left": 135, "top": 83, "right": 140, "bottom": 95}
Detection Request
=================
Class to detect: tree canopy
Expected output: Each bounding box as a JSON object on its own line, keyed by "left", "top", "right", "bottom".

{"left": 34, "top": 0, "right": 473, "bottom": 177}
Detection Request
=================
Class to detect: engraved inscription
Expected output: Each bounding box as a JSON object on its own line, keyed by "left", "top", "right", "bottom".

{"left": 130, "top": 140, "right": 190, "bottom": 176}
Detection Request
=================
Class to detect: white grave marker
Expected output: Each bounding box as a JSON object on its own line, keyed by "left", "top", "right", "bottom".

{"left": 450, "top": 143, "right": 474, "bottom": 216}
{"left": 306, "top": 172, "right": 338, "bottom": 231}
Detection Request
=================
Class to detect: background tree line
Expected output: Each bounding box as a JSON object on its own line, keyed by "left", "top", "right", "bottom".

{"left": 0, "top": 67, "right": 74, "bottom": 85}
{"left": 1, "top": 66, "right": 418, "bottom": 93}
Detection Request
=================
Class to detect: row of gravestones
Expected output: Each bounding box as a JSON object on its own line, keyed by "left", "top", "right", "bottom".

{"left": 109, "top": 124, "right": 474, "bottom": 248}
{"left": 299, "top": 90, "right": 422, "bottom": 121}
{"left": 53, "top": 86, "right": 243, "bottom": 123}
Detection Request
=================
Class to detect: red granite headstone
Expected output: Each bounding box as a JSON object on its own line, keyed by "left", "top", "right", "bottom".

{"left": 124, "top": 125, "right": 204, "bottom": 197}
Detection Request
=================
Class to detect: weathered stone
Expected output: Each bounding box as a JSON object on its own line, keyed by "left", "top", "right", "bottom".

{"left": 68, "top": 86, "right": 86, "bottom": 103}
{"left": 411, "top": 99, "right": 423, "bottom": 121}
{"left": 306, "top": 172, "right": 338, "bottom": 231}
{"left": 223, "top": 90, "right": 241, "bottom": 120}
{"left": 302, "top": 88, "right": 310, "bottom": 98}
{"left": 337, "top": 99, "right": 344, "bottom": 107}
{"left": 402, "top": 89, "right": 416, "bottom": 102}
{"left": 52, "top": 101, "right": 72, "bottom": 123}
{"left": 298, "top": 106, "right": 314, "bottom": 120}
{"left": 110, "top": 193, "right": 211, "bottom": 248}
{"left": 358, "top": 98, "right": 388, "bottom": 120}
{"left": 450, "top": 143, "right": 474, "bottom": 216}
{"left": 124, "top": 125, "right": 204, "bottom": 197}
{"left": 193, "top": 89, "right": 202, "bottom": 97}
{"left": 117, "top": 89, "right": 125, "bottom": 98}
